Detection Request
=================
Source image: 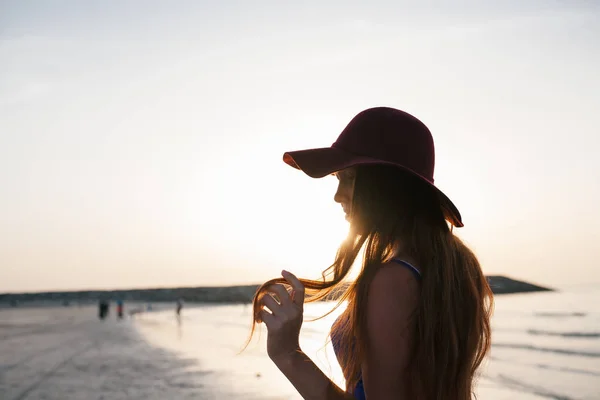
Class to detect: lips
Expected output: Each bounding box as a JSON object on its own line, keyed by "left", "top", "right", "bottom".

{"left": 344, "top": 210, "right": 351, "bottom": 221}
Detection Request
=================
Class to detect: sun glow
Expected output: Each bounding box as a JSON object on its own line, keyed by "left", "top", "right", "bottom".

{"left": 258, "top": 175, "right": 352, "bottom": 283}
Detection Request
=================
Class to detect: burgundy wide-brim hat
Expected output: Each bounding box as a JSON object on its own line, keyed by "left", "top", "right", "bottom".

{"left": 283, "top": 107, "right": 464, "bottom": 227}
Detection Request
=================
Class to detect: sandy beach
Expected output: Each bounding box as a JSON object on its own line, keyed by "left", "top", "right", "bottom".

{"left": 2, "top": 287, "right": 599, "bottom": 400}
{"left": 0, "top": 306, "right": 216, "bottom": 400}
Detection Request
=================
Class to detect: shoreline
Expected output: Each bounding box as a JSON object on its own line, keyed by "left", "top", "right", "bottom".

{"left": 0, "top": 276, "right": 552, "bottom": 308}
{"left": 2, "top": 289, "right": 598, "bottom": 400}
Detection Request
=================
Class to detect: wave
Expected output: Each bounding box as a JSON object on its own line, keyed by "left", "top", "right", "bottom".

{"left": 489, "top": 355, "right": 600, "bottom": 377}
{"left": 528, "top": 329, "right": 600, "bottom": 338}
{"left": 535, "top": 363, "right": 600, "bottom": 377}
{"left": 491, "top": 374, "right": 574, "bottom": 400}
{"left": 492, "top": 342, "right": 600, "bottom": 358}
{"left": 534, "top": 312, "right": 587, "bottom": 318}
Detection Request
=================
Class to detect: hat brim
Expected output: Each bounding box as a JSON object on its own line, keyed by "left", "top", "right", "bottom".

{"left": 283, "top": 147, "right": 464, "bottom": 227}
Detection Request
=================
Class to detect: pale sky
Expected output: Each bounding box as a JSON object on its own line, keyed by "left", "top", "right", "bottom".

{"left": 1, "top": 0, "right": 599, "bottom": 293}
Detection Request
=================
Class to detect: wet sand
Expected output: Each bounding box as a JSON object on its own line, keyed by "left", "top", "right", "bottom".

{"left": 0, "top": 306, "right": 213, "bottom": 400}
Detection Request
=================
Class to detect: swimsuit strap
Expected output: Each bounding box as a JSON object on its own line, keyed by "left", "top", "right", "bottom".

{"left": 390, "top": 258, "right": 421, "bottom": 280}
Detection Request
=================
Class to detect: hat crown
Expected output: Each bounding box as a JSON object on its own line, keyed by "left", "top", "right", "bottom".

{"left": 333, "top": 107, "right": 435, "bottom": 182}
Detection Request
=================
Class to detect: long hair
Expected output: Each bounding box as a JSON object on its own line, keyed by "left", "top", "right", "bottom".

{"left": 246, "top": 165, "right": 493, "bottom": 399}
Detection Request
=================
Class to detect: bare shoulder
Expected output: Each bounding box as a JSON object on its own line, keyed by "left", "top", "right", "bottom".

{"left": 365, "top": 260, "right": 420, "bottom": 335}
{"left": 369, "top": 259, "right": 420, "bottom": 298}
{"left": 361, "top": 259, "right": 420, "bottom": 396}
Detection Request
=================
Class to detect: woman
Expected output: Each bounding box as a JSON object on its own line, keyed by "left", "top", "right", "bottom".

{"left": 248, "top": 107, "right": 493, "bottom": 399}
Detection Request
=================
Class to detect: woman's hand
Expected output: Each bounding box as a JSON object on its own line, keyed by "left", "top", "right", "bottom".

{"left": 257, "top": 270, "right": 305, "bottom": 364}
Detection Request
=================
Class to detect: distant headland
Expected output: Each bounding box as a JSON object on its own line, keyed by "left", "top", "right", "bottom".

{"left": 0, "top": 276, "right": 552, "bottom": 307}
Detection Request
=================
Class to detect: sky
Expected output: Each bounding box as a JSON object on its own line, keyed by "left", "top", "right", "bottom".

{"left": 1, "top": 0, "right": 599, "bottom": 293}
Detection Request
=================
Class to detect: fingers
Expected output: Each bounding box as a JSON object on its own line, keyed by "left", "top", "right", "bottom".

{"left": 256, "top": 273, "right": 304, "bottom": 331}
{"left": 282, "top": 270, "right": 305, "bottom": 307}
{"left": 257, "top": 309, "right": 275, "bottom": 326}
{"left": 267, "top": 284, "right": 291, "bottom": 306}
{"left": 260, "top": 293, "right": 281, "bottom": 315}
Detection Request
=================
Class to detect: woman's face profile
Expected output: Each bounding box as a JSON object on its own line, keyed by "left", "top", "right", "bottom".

{"left": 333, "top": 167, "right": 356, "bottom": 222}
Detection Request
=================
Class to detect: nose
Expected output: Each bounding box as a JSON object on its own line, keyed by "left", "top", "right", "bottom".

{"left": 334, "top": 184, "right": 345, "bottom": 204}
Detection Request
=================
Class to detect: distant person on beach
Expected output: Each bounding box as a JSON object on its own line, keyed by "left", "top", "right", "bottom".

{"left": 98, "top": 300, "right": 109, "bottom": 320}
{"left": 116, "top": 299, "right": 124, "bottom": 319}
{"left": 176, "top": 298, "right": 183, "bottom": 320}
{"left": 247, "top": 108, "right": 493, "bottom": 399}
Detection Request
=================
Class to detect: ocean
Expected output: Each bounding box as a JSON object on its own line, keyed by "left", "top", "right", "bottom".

{"left": 135, "top": 286, "right": 600, "bottom": 399}
{"left": 1, "top": 287, "right": 599, "bottom": 399}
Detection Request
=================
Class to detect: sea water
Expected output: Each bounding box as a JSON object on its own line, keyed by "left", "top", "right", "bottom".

{"left": 134, "top": 287, "right": 600, "bottom": 399}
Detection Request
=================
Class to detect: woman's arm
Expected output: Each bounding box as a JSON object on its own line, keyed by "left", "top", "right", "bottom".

{"left": 260, "top": 267, "right": 417, "bottom": 399}
{"left": 273, "top": 349, "right": 354, "bottom": 400}
{"left": 258, "top": 271, "right": 354, "bottom": 400}
{"left": 360, "top": 263, "right": 420, "bottom": 399}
